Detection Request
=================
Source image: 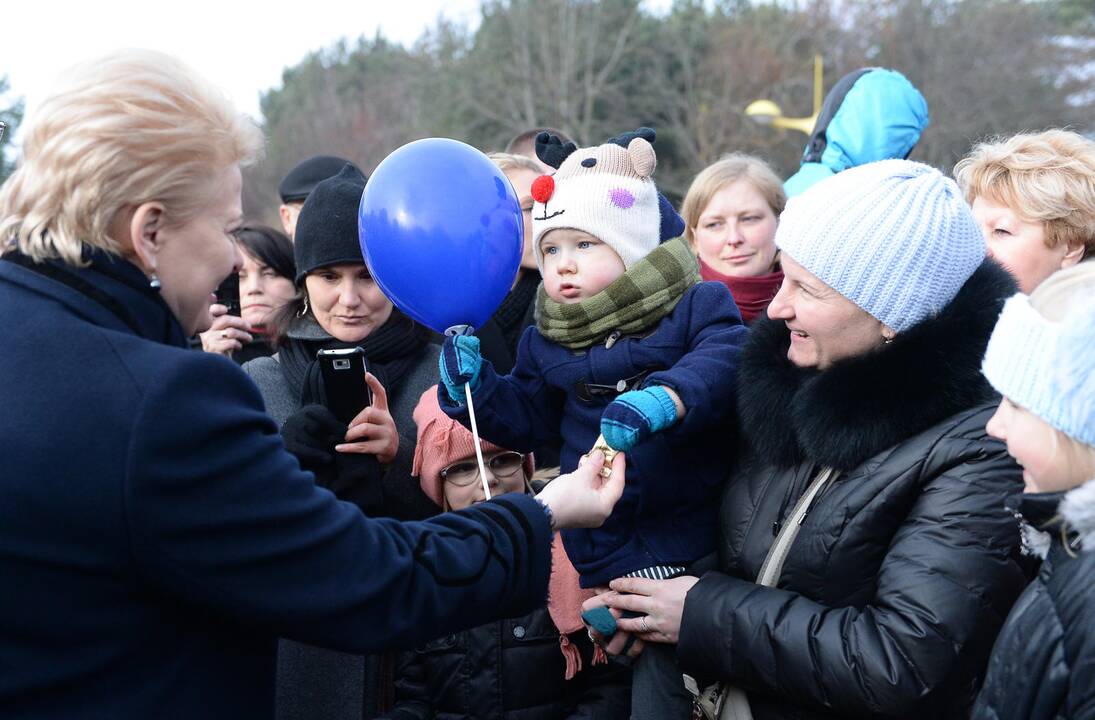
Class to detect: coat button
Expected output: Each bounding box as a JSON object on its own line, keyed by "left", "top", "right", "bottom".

{"left": 513, "top": 625, "right": 526, "bottom": 639}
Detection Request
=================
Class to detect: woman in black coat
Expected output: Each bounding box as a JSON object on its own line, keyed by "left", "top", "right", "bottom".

{"left": 590, "top": 159, "right": 1030, "bottom": 719}
{"left": 971, "top": 262, "right": 1095, "bottom": 720}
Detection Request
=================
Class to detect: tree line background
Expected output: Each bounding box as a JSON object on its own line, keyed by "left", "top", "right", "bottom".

{"left": 2, "top": 0, "right": 1093, "bottom": 225}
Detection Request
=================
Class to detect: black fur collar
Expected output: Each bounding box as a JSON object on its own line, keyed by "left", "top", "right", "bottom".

{"left": 738, "top": 260, "right": 1016, "bottom": 470}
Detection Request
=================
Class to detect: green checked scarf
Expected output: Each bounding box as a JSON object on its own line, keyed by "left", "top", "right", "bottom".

{"left": 535, "top": 237, "right": 700, "bottom": 350}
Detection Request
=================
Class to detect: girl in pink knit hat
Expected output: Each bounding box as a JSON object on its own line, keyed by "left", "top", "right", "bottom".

{"left": 384, "top": 387, "right": 630, "bottom": 719}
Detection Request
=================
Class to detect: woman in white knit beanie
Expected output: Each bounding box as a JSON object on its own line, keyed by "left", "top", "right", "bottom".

{"left": 972, "top": 262, "right": 1095, "bottom": 720}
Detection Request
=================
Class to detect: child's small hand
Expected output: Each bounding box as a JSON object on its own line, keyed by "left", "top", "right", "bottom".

{"left": 439, "top": 335, "right": 483, "bottom": 405}
{"left": 600, "top": 386, "right": 680, "bottom": 451}
{"left": 581, "top": 588, "right": 646, "bottom": 661}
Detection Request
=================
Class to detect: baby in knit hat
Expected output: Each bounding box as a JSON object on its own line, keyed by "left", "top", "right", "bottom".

{"left": 401, "top": 387, "right": 630, "bottom": 718}
{"left": 438, "top": 128, "right": 748, "bottom": 717}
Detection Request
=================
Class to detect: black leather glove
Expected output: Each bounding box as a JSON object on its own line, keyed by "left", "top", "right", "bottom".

{"left": 327, "top": 452, "right": 383, "bottom": 514}
{"left": 281, "top": 404, "right": 384, "bottom": 513}
{"left": 280, "top": 404, "right": 345, "bottom": 482}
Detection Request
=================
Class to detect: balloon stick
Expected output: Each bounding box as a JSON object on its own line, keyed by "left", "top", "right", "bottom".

{"left": 465, "top": 382, "right": 491, "bottom": 501}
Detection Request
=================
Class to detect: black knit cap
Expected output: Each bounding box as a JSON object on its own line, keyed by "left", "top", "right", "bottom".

{"left": 278, "top": 155, "right": 365, "bottom": 203}
{"left": 293, "top": 164, "right": 368, "bottom": 284}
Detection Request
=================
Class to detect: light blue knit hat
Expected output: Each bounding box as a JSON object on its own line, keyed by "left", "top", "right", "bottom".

{"left": 775, "top": 159, "right": 985, "bottom": 333}
{"left": 982, "top": 281, "right": 1095, "bottom": 448}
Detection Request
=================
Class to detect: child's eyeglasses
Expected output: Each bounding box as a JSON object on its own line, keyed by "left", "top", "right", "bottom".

{"left": 440, "top": 451, "right": 526, "bottom": 487}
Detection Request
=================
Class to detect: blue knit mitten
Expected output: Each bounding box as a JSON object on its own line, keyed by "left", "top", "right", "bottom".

{"left": 439, "top": 335, "right": 483, "bottom": 406}
{"left": 600, "top": 386, "right": 678, "bottom": 452}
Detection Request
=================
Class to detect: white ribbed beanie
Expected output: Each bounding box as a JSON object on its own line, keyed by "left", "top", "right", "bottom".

{"left": 982, "top": 286, "right": 1095, "bottom": 448}
{"left": 775, "top": 159, "right": 985, "bottom": 333}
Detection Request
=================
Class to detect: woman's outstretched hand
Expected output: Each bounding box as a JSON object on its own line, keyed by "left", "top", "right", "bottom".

{"left": 535, "top": 450, "right": 626, "bottom": 530}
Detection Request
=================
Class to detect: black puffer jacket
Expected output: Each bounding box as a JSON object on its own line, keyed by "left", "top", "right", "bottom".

{"left": 972, "top": 480, "right": 1095, "bottom": 720}
{"left": 678, "top": 261, "right": 1029, "bottom": 719}
{"left": 382, "top": 605, "right": 630, "bottom": 720}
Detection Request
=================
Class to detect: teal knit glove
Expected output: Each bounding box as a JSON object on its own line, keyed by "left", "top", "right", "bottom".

{"left": 600, "top": 386, "right": 678, "bottom": 452}
{"left": 439, "top": 335, "right": 483, "bottom": 406}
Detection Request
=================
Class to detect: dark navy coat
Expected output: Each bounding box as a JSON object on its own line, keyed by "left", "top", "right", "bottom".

{"left": 0, "top": 252, "right": 552, "bottom": 720}
{"left": 441, "top": 281, "right": 747, "bottom": 587}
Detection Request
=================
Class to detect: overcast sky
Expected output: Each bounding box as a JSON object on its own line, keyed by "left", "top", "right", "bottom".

{"left": 0, "top": 0, "right": 486, "bottom": 140}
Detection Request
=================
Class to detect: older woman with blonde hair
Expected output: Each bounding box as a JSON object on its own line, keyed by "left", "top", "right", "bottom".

{"left": 955, "top": 129, "right": 1095, "bottom": 293}
{"left": 0, "top": 49, "right": 624, "bottom": 719}
{"left": 681, "top": 154, "right": 786, "bottom": 322}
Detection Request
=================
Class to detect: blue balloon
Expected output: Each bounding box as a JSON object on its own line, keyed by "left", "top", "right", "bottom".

{"left": 358, "top": 138, "right": 524, "bottom": 335}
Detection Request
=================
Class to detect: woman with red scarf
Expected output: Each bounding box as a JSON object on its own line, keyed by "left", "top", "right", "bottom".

{"left": 681, "top": 154, "right": 786, "bottom": 323}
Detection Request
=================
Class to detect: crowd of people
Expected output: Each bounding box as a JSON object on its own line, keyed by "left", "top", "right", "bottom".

{"left": 0, "top": 49, "right": 1093, "bottom": 720}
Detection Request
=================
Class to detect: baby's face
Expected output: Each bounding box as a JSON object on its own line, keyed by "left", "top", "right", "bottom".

{"left": 539, "top": 229, "right": 626, "bottom": 304}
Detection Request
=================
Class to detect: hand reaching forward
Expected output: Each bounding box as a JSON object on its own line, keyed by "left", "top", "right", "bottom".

{"left": 600, "top": 385, "right": 682, "bottom": 452}
{"left": 535, "top": 450, "right": 626, "bottom": 530}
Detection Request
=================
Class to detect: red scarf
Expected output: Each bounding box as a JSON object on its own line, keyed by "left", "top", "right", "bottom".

{"left": 698, "top": 257, "right": 784, "bottom": 324}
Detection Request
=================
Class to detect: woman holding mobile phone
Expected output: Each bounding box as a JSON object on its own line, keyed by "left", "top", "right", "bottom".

{"left": 199, "top": 224, "right": 296, "bottom": 363}
{"left": 244, "top": 164, "right": 439, "bottom": 521}
{"left": 242, "top": 164, "right": 445, "bottom": 720}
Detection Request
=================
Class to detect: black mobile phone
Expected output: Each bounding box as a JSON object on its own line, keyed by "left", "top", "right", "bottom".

{"left": 317, "top": 347, "right": 372, "bottom": 425}
{"left": 215, "top": 274, "right": 240, "bottom": 317}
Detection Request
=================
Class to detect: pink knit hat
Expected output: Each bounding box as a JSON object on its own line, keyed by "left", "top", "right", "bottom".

{"left": 411, "top": 387, "right": 534, "bottom": 508}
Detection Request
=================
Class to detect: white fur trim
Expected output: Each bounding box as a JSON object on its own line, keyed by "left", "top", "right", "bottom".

{"left": 1060, "top": 478, "right": 1095, "bottom": 553}
{"left": 1019, "top": 520, "right": 1052, "bottom": 559}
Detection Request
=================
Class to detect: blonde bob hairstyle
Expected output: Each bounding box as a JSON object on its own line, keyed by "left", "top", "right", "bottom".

{"left": 1026, "top": 262, "right": 1095, "bottom": 479}
{"left": 681, "top": 153, "right": 786, "bottom": 244}
{"left": 954, "top": 130, "right": 1095, "bottom": 259}
{"left": 488, "top": 152, "right": 543, "bottom": 175}
{"left": 0, "top": 49, "right": 264, "bottom": 266}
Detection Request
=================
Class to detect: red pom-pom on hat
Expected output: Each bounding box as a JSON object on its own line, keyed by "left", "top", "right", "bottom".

{"left": 531, "top": 174, "right": 555, "bottom": 203}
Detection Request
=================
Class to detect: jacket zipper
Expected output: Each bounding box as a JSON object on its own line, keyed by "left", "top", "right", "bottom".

{"left": 756, "top": 467, "right": 838, "bottom": 587}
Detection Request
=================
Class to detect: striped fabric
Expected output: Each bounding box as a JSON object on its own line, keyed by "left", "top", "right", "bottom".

{"left": 534, "top": 236, "right": 700, "bottom": 350}
{"left": 622, "top": 565, "right": 687, "bottom": 581}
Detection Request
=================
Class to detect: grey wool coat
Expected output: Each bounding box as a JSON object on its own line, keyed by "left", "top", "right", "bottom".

{"left": 244, "top": 320, "right": 441, "bottom": 720}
